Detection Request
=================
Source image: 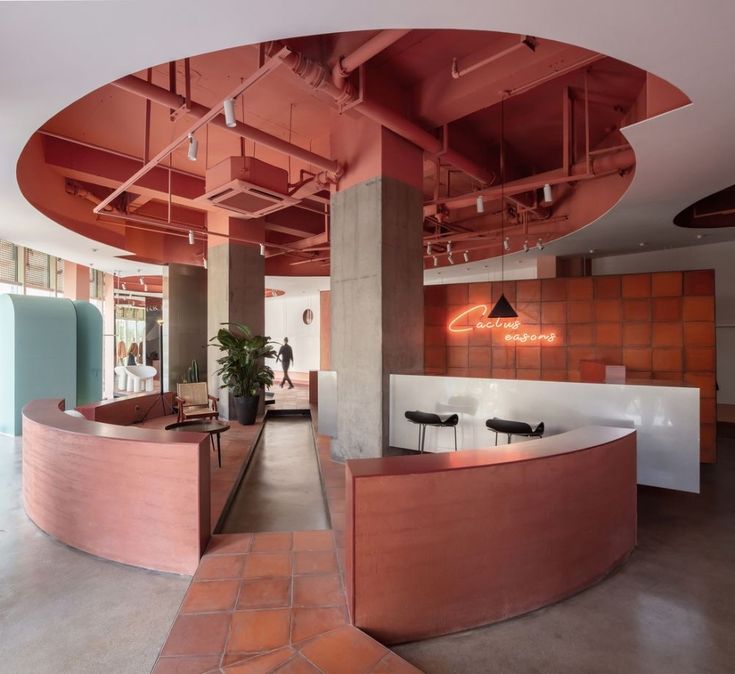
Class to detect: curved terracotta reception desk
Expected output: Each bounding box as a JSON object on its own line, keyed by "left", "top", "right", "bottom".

{"left": 345, "top": 426, "right": 636, "bottom": 643}
{"left": 22, "top": 399, "right": 210, "bottom": 575}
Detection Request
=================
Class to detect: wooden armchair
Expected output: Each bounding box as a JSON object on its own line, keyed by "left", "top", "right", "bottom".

{"left": 176, "top": 382, "right": 219, "bottom": 424}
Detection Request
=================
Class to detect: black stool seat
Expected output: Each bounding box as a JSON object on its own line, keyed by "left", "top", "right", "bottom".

{"left": 404, "top": 410, "right": 459, "bottom": 453}
{"left": 485, "top": 417, "right": 544, "bottom": 445}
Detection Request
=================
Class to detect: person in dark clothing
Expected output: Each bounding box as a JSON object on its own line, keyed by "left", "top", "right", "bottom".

{"left": 277, "top": 337, "right": 294, "bottom": 389}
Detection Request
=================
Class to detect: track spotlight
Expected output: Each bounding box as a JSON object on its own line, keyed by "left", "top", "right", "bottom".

{"left": 144, "top": 284, "right": 148, "bottom": 292}
{"left": 503, "top": 237, "right": 510, "bottom": 252}
{"left": 476, "top": 195, "right": 484, "bottom": 214}
{"left": 223, "top": 98, "right": 237, "bottom": 128}
{"left": 522, "top": 240, "right": 529, "bottom": 253}
{"left": 433, "top": 255, "right": 438, "bottom": 267}
{"left": 187, "top": 133, "right": 198, "bottom": 161}
{"left": 536, "top": 238, "right": 544, "bottom": 251}
{"left": 448, "top": 253, "right": 454, "bottom": 265}
{"left": 139, "top": 277, "right": 144, "bottom": 285}
{"left": 463, "top": 250, "right": 469, "bottom": 263}
{"left": 188, "top": 229, "right": 195, "bottom": 245}
{"left": 542, "top": 183, "right": 553, "bottom": 204}
{"left": 447, "top": 241, "right": 453, "bottom": 253}
{"left": 203, "top": 257, "right": 208, "bottom": 270}
{"left": 259, "top": 243, "right": 265, "bottom": 256}
{"left": 122, "top": 283, "right": 126, "bottom": 290}
{"left": 427, "top": 242, "right": 432, "bottom": 255}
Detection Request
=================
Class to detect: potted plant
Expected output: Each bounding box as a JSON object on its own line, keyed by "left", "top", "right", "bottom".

{"left": 210, "top": 323, "right": 276, "bottom": 425}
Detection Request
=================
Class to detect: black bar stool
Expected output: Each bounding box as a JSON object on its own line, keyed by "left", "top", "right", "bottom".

{"left": 405, "top": 410, "right": 459, "bottom": 453}
{"left": 485, "top": 417, "right": 545, "bottom": 445}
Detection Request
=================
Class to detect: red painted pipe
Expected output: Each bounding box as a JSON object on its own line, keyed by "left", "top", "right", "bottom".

{"left": 332, "top": 29, "right": 410, "bottom": 88}
{"left": 271, "top": 43, "right": 494, "bottom": 185}
{"left": 112, "top": 75, "right": 341, "bottom": 175}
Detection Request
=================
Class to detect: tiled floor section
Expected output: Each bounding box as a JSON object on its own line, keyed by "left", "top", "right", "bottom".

{"left": 154, "top": 531, "right": 421, "bottom": 673}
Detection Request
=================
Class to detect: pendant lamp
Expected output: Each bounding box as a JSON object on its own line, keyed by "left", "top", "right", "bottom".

{"left": 489, "top": 93, "right": 518, "bottom": 319}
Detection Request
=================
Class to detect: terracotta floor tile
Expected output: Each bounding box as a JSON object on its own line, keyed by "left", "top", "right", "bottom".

{"left": 292, "top": 574, "right": 344, "bottom": 607}
{"left": 369, "top": 652, "right": 424, "bottom": 673}
{"left": 161, "top": 612, "right": 231, "bottom": 656}
{"left": 292, "top": 530, "right": 334, "bottom": 552}
{"left": 290, "top": 607, "right": 347, "bottom": 644}
{"left": 242, "top": 553, "right": 293, "bottom": 579}
{"left": 227, "top": 609, "right": 291, "bottom": 653}
{"left": 298, "top": 626, "right": 387, "bottom": 674}
{"left": 207, "top": 534, "right": 253, "bottom": 556}
{"left": 238, "top": 577, "right": 291, "bottom": 609}
{"left": 223, "top": 648, "right": 295, "bottom": 672}
{"left": 252, "top": 532, "right": 293, "bottom": 552}
{"left": 182, "top": 580, "right": 240, "bottom": 613}
{"left": 275, "top": 654, "right": 322, "bottom": 673}
{"left": 293, "top": 550, "right": 338, "bottom": 575}
{"left": 152, "top": 655, "right": 223, "bottom": 673}
{"left": 195, "top": 554, "right": 246, "bottom": 580}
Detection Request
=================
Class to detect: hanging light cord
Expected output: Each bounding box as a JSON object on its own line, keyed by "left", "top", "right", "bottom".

{"left": 500, "top": 93, "right": 505, "bottom": 284}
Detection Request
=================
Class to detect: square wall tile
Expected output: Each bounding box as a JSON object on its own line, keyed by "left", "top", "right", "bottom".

{"left": 568, "top": 301, "right": 594, "bottom": 323}
{"left": 447, "top": 347, "right": 468, "bottom": 369}
{"left": 653, "top": 298, "right": 682, "bottom": 322}
{"left": 517, "top": 347, "right": 540, "bottom": 369}
{"left": 623, "top": 299, "right": 651, "bottom": 322}
{"left": 683, "top": 296, "right": 715, "bottom": 322}
{"left": 652, "top": 348, "right": 682, "bottom": 372}
{"left": 445, "top": 283, "right": 469, "bottom": 304}
{"left": 595, "top": 299, "right": 622, "bottom": 322}
{"left": 683, "top": 270, "right": 715, "bottom": 296}
{"left": 566, "top": 277, "right": 594, "bottom": 300}
{"left": 623, "top": 323, "right": 652, "bottom": 347}
{"left": 653, "top": 322, "right": 683, "bottom": 347}
{"left": 468, "top": 347, "right": 491, "bottom": 369}
{"left": 594, "top": 276, "right": 621, "bottom": 299}
{"left": 651, "top": 271, "right": 682, "bottom": 297}
{"left": 541, "top": 348, "right": 567, "bottom": 370}
{"left": 542, "top": 301, "right": 567, "bottom": 324}
{"left": 567, "top": 324, "right": 594, "bottom": 346}
{"left": 595, "top": 323, "right": 622, "bottom": 347}
{"left": 517, "top": 279, "right": 541, "bottom": 302}
{"left": 622, "top": 273, "right": 651, "bottom": 298}
{"left": 542, "top": 278, "right": 566, "bottom": 301}
{"left": 684, "top": 322, "right": 715, "bottom": 346}
{"left": 624, "top": 348, "right": 652, "bottom": 371}
{"left": 686, "top": 347, "right": 715, "bottom": 372}
{"left": 468, "top": 282, "right": 492, "bottom": 303}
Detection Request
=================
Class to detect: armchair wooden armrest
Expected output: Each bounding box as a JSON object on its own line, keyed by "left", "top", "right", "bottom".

{"left": 208, "top": 395, "right": 219, "bottom": 412}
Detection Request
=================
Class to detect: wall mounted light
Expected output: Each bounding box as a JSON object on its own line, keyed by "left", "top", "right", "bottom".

{"left": 223, "top": 98, "right": 237, "bottom": 127}
{"left": 542, "top": 183, "right": 553, "bottom": 204}
{"left": 476, "top": 195, "right": 485, "bottom": 214}
{"left": 188, "top": 229, "right": 195, "bottom": 245}
{"left": 187, "top": 133, "right": 198, "bottom": 161}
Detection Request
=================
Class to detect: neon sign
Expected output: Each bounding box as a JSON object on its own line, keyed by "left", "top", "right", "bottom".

{"left": 447, "top": 304, "right": 558, "bottom": 343}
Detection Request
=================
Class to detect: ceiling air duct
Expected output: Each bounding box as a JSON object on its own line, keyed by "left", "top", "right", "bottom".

{"left": 200, "top": 156, "right": 297, "bottom": 218}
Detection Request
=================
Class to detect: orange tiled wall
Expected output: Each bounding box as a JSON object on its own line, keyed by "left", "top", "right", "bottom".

{"left": 425, "top": 270, "right": 717, "bottom": 462}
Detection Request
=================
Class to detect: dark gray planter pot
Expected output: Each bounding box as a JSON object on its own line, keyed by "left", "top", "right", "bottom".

{"left": 234, "top": 394, "right": 259, "bottom": 425}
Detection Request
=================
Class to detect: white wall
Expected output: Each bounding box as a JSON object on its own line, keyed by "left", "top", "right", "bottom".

{"left": 593, "top": 241, "right": 735, "bottom": 404}
{"left": 265, "top": 292, "right": 321, "bottom": 374}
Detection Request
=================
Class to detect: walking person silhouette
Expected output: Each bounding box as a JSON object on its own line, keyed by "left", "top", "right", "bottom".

{"left": 277, "top": 337, "right": 294, "bottom": 389}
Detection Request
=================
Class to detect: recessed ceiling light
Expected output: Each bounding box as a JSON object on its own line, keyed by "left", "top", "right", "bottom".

{"left": 639, "top": 242, "right": 646, "bottom": 247}
{"left": 696, "top": 234, "right": 704, "bottom": 239}
{"left": 589, "top": 249, "right": 595, "bottom": 254}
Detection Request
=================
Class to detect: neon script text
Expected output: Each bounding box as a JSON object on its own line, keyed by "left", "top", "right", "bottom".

{"left": 447, "top": 304, "right": 557, "bottom": 343}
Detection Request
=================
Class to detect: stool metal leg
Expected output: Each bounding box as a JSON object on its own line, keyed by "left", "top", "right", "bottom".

{"left": 420, "top": 424, "right": 427, "bottom": 453}
{"left": 453, "top": 426, "right": 457, "bottom": 451}
{"left": 417, "top": 424, "right": 421, "bottom": 453}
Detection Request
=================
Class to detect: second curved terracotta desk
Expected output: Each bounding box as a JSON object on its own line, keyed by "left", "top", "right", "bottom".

{"left": 345, "top": 426, "right": 637, "bottom": 643}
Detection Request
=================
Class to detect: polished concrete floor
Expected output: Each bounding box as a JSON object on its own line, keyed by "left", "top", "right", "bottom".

{"left": 219, "top": 417, "right": 330, "bottom": 533}
{"left": 394, "top": 439, "right": 735, "bottom": 674}
{"left": 0, "top": 434, "right": 189, "bottom": 674}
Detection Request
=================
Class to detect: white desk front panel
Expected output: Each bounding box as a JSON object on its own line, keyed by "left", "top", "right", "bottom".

{"left": 390, "top": 374, "right": 700, "bottom": 493}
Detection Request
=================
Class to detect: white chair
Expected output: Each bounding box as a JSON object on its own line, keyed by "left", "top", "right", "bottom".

{"left": 114, "top": 366, "right": 128, "bottom": 391}
{"left": 124, "top": 365, "right": 157, "bottom": 392}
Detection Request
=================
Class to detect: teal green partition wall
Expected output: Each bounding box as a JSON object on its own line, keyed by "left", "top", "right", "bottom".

{"left": 73, "top": 301, "right": 103, "bottom": 405}
{"left": 0, "top": 295, "right": 77, "bottom": 435}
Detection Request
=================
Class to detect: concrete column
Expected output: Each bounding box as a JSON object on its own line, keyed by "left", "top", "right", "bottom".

{"left": 330, "top": 122, "right": 424, "bottom": 459}
{"left": 102, "top": 272, "right": 115, "bottom": 399}
{"left": 206, "top": 214, "right": 264, "bottom": 419}
{"left": 164, "top": 264, "right": 207, "bottom": 393}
